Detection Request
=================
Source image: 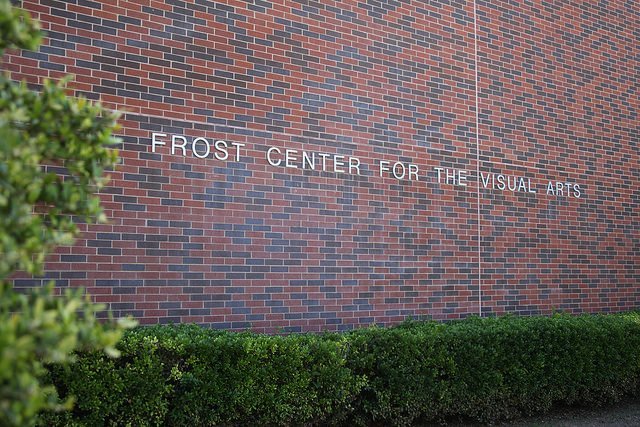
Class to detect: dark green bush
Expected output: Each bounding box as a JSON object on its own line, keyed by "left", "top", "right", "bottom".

{"left": 41, "top": 325, "right": 364, "bottom": 426}
{"left": 345, "top": 313, "right": 640, "bottom": 425}
{"left": 345, "top": 323, "right": 454, "bottom": 425}
{"left": 40, "top": 313, "right": 640, "bottom": 426}
{"left": 42, "top": 333, "right": 170, "bottom": 426}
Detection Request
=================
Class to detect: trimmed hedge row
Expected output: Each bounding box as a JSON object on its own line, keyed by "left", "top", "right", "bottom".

{"left": 41, "top": 313, "right": 640, "bottom": 426}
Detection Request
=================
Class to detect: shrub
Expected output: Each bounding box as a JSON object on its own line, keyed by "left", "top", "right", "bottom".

{"left": 345, "top": 323, "right": 453, "bottom": 425}
{"left": 0, "top": 1, "right": 131, "bottom": 425}
{"left": 346, "top": 313, "right": 640, "bottom": 425}
{"left": 42, "top": 325, "right": 365, "bottom": 426}
{"left": 43, "top": 333, "right": 169, "bottom": 426}
{"left": 41, "top": 312, "right": 640, "bottom": 426}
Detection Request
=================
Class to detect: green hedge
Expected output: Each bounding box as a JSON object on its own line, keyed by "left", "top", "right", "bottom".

{"left": 40, "top": 313, "right": 640, "bottom": 426}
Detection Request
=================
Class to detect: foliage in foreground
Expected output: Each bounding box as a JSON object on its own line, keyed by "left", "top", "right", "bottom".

{"left": 0, "top": 1, "right": 132, "bottom": 425}
{"left": 42, "top": 312, "right": 640, "bottom": 426}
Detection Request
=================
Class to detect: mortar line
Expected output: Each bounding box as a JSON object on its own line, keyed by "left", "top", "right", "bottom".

{"left": 473, "top": 0, "right": 483, "bottom": 317}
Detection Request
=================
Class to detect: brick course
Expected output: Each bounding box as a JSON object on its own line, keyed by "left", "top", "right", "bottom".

{"left": 4, "top": 0, "right": 639, "bottom": 332}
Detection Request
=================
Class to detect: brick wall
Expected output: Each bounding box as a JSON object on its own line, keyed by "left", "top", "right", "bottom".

{"left": 4, "top": 0, "right": 639, "bottom": 332}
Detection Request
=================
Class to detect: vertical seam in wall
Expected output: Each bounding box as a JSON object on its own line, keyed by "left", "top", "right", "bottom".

{"left": 472, "top": 0, "right": 482, "bottom": 317}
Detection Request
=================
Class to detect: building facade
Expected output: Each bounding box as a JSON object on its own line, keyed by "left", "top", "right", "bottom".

{"left": 5, "top": 0, "right": 639, "bottom": 332}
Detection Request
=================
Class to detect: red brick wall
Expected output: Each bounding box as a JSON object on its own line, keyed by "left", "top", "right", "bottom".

{"left": 5, "top": 0, "right": 639, "bottom": 332}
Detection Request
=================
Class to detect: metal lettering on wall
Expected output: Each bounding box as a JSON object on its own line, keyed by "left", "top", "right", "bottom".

{"left": 151, "top": 132, "right": 582, "bottom": 199}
